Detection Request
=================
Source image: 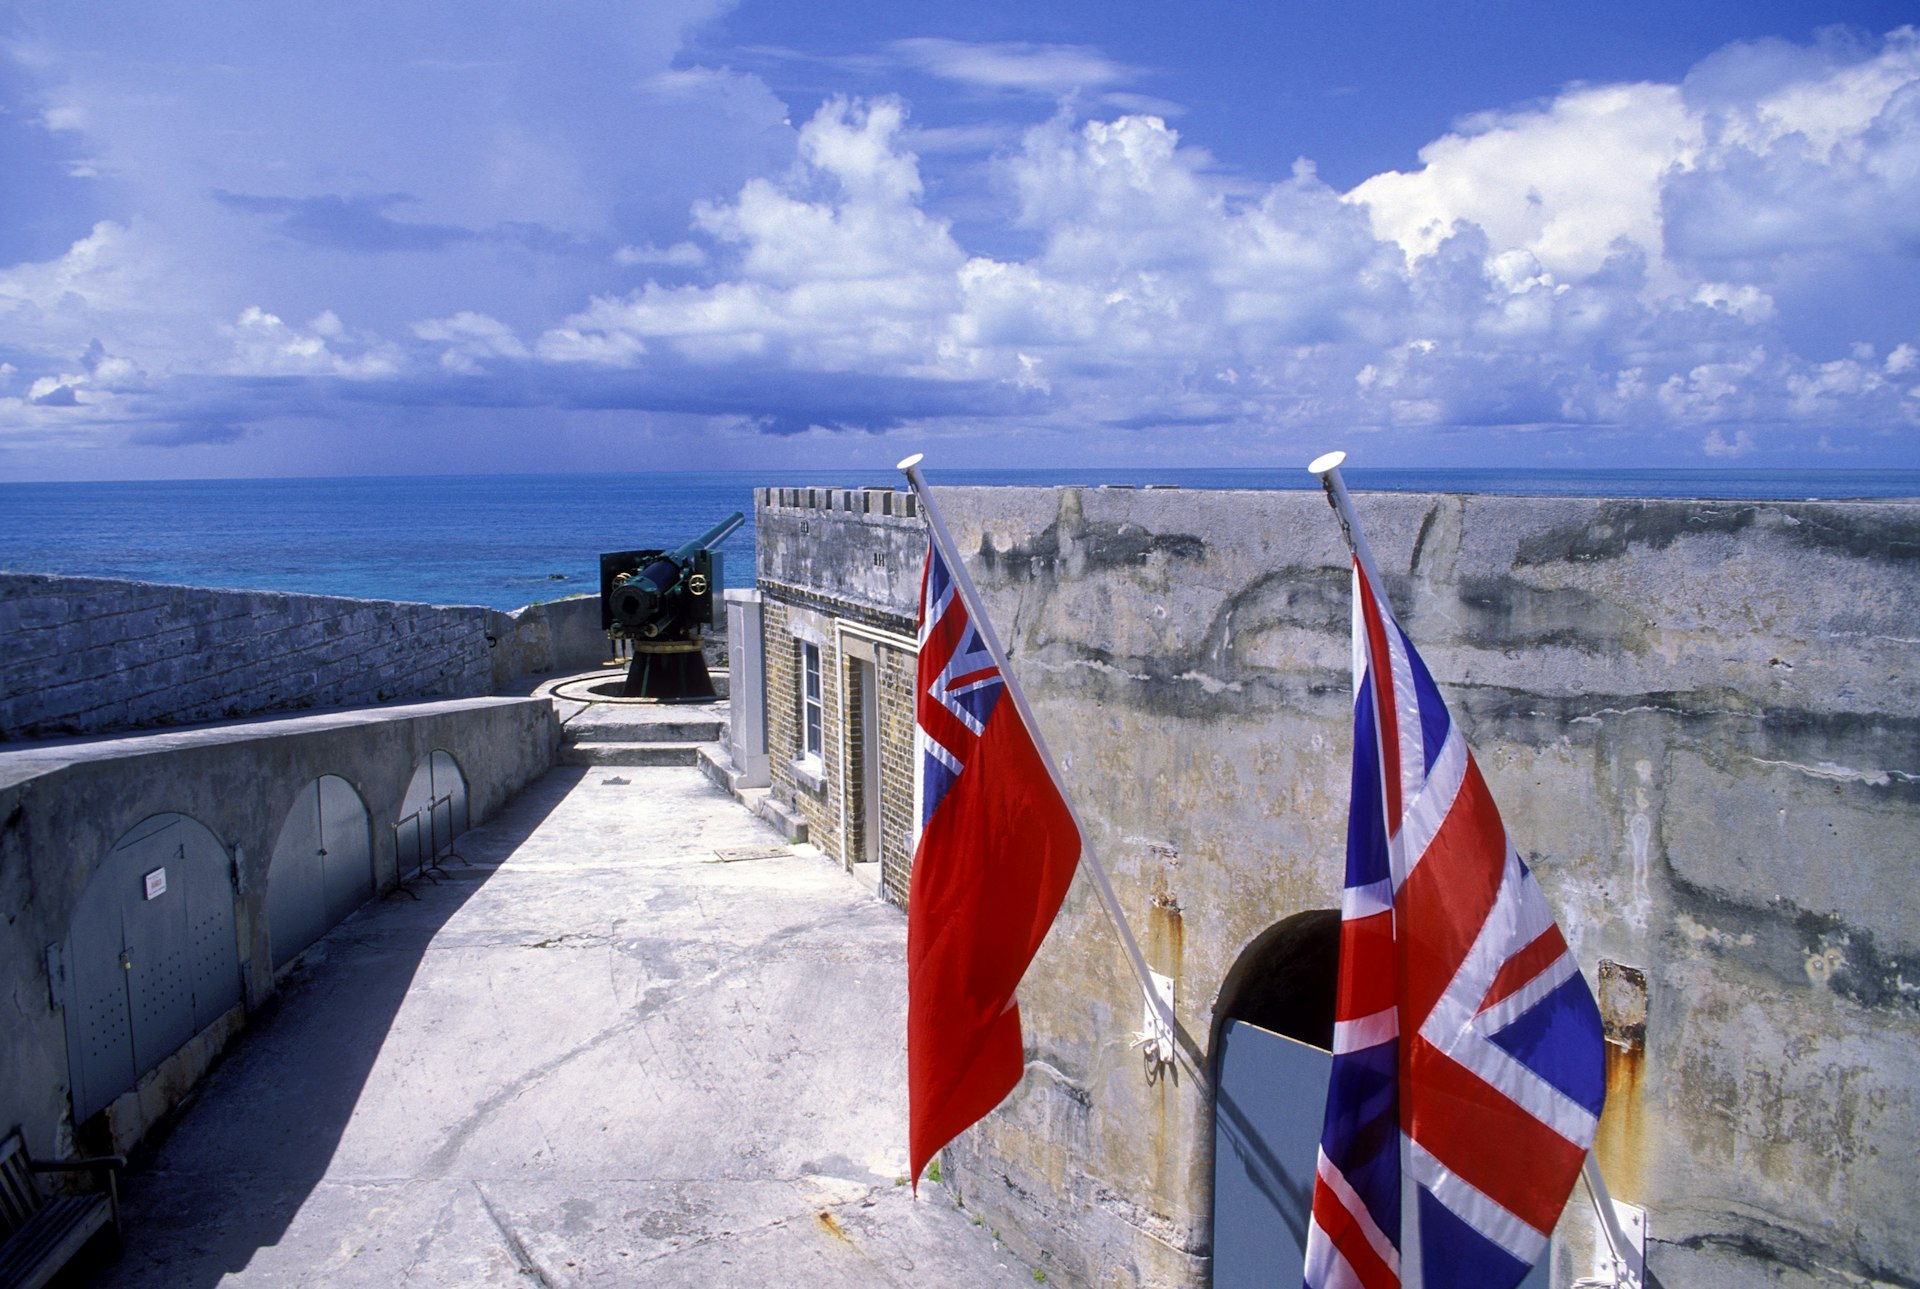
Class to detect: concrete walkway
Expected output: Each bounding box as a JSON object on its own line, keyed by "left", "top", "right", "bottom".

{"left": 95, "top": 766, "right": 1036, "bottom": 1287}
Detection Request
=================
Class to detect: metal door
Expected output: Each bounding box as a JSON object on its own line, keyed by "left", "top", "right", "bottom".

{"left": 62, "top": 870, "right": 137, "bottom": 1127}
{"left": 319, "top": 775, "right": 373, "bottom": 923}
{"left": 268, "top": 776, "right": 374, "bottom": 970}
{"left": 267, "top": 781, "right": 327, "bottom": 971}
{"left": 119, "top": 819, "right": 198, "bottom": 1073}
{"left": 399, "top": 751, "right": 468, "bottom": 854}
{"left": 1211, "top": 1018, "right": 1548, "bottom": 1288}
{"left": 62, "top": 814, "right": 240, "bottom": 1123}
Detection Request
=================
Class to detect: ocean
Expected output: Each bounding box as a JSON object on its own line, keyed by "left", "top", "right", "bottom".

{"left": 2, "top": 467, "right": 1916, "bottom": 611}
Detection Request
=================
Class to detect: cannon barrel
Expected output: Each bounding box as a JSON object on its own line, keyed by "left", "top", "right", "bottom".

{"left": 667, "top": 511, "right": 745, "bottom": 566}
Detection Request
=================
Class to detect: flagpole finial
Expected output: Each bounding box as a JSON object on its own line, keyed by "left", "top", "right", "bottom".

{"left": 897, "top": 452, "right": 925, "bottom": 473}
{"left": 1308, "top": 450, "right": 1347, "bottom": 476}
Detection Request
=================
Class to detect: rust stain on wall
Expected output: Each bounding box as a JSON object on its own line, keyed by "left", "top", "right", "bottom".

{"left": 1147, "top": 901, "right": 1185, "bottom": 978}
{"left": 1594, "top": 1043, "right": 1647, "bottom": 1200}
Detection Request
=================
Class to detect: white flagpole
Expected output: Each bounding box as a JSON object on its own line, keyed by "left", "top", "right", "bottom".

{"left": 898, "top": 453, "right": 1180, "bottom": 1061}
{"left": 1308, "top": 449, "right": 1642, "bottom": 1289}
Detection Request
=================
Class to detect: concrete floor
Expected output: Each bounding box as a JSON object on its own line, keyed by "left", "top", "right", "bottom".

{"left": 94, "top": 765, "right": 1037, "bottom": 1287}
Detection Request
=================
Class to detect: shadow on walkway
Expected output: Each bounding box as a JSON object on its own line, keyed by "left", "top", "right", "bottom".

{"left": 91, "top": 771, "right": 576, "bottom": 1287}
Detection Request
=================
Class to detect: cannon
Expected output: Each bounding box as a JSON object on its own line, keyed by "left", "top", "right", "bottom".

{"left": 599, "top": 511, "right": 745, "bottom": 701}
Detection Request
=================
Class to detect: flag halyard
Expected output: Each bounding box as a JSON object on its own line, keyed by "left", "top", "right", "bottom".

{"left": 1306, "top": 557, "right": 1607, "bottom": 1289}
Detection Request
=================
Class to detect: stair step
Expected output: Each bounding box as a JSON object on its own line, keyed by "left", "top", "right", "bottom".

{"left": 565, "top": 716, "right": 723, "bottom": 743}
{"left": 562, "top": 742, "right": 710, "bottom": 767}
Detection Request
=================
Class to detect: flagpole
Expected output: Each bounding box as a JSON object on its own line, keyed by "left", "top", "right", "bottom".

{"left": 898, "top": 454, "right": 1182, "bottom": 1062}
{"left": 1308, "top": 449, "right": 1642, "bottom": 1289}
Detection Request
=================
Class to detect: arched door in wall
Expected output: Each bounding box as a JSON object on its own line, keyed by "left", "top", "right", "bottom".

{"left": 60, "top": 813, "right": 242, "bottom": 1124}
{"left": 396, "top": 750, "right": 468, "bottom": 873}
{"left": 1210, "top": 911, "right": 1548, "bottom": 1288}
{"left": 267, "top": 775, "right": 374, "bottom": 971}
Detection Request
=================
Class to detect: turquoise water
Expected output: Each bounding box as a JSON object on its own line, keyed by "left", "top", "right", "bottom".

{"left": 2, "top": 468, "right": 1915, "bottom": 610}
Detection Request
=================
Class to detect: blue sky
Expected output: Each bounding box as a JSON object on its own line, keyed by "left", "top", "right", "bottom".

{"left": 3, "top": 2, "right": 1917, "bottom": 479}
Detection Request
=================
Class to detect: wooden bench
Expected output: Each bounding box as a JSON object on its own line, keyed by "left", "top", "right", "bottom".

{"left": 0, "top": 1128, "right": 124, "bottom": 1289}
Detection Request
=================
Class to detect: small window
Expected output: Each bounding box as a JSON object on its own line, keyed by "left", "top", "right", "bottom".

{"left": 801, "top": 641, "right": 823, "bottom": 760}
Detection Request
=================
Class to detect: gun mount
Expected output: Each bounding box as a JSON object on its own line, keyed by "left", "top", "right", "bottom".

{"left": 599, "top": 511, "right": 745, "bottom": 701}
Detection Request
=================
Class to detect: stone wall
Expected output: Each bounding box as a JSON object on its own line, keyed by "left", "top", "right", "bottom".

{"left": 0, "top": 573, "right": 606, "bottom": 741}
{"left": 756, "top": 486, "right": 923, "bottom": 898}
{"left": 882, "top": 487, "right": 1916, "bottom": 1289}
{"left": 0, "top": 695, "right": 558, "bottom": 1162}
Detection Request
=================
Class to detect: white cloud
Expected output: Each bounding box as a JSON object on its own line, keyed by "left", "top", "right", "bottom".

{"left": 412, "top": 310, "right": 529, "bottom": 374}
{"left": 544, "top": 99, "right": 969, "bottom": 373}
{"left": 5, "top": 14, "right": 1918, "bottom": 469}
{"left": 890, "top": 38, "right": 1133, "bottom": 95}
{"left": 614, "top": 242, "right": 707, "bottom": 268}
{"left": 1347, "top": 82, "right": 1700, "bottom": 282}
{"left": 226, "top": 307, "right": 402, "bottom": 377}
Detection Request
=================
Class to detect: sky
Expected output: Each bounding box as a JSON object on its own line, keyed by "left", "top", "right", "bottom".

{"left": 3, "top": 1, "right": 1918, "bottom": 480}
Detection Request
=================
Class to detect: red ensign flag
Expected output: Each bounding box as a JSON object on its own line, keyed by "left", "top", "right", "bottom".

{"left": 907, "top": 536, "right": 1080, "bottom": 1188}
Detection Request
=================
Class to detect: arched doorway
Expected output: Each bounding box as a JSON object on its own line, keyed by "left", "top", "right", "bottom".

{"left": 396, "top": 750, "right": 468, "bottom": 876}
{"left": 60, "top": 814, "right": 242, "bottom": 1124}
{"left": 267, "top": 775, "right": 374, "bottom": 971}
{"left": 1210, "top": 910, "right": 1548, "bottom": 1288}
{"left": 1211, "top": 909, "right": 1339, "bottom": 1288}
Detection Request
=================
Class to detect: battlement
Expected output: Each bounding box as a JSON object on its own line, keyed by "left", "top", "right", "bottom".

{"left": 757, "top": 485, "right": 919, "bottom": 519}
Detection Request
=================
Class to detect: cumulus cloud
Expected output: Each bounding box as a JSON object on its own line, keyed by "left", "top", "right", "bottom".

{"left": 528, "top": 51, "right": 1920, "bottom": 453}
{"left": 225, "top": 307, "right": 403, "bottom": 377}
{"left": 1348, "top": 82, "right": 1699, "bottom": 282}
{"left": 412, "top": 311, "right": 529, "bottom": 374}
{"left": 5, "top": 15, "right": 1918, "bottom": 469}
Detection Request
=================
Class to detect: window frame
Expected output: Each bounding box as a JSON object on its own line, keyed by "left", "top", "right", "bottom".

{"left": 800, "top": 640, "right": 824, "bottom": 763}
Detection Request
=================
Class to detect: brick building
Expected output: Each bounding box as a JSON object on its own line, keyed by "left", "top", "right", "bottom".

{"left": 749, "top": 485, "right": 926, "bottom": 905}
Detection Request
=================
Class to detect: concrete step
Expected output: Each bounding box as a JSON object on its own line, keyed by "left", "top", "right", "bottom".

{"left": 561, "top": 742, "right": 711, "bottom": 767}
{"left": 564, "top": 714, "right": 723, "bottom": 743}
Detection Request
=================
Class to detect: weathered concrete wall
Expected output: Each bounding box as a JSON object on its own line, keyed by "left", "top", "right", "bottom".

{"left": 0, "top": 696, "right": 558, "bottom": 1161}
{"left": 1, "top": 573, "right": 606, "bottom": 740}
{"left": 486, "top": 593, "right": 610, "bottom": 689}
{"left": 910, "top": 487, "right": 1919, "bottom": 1289}
{"left": 757, "top": 487, "right": 924, "bottom": 896}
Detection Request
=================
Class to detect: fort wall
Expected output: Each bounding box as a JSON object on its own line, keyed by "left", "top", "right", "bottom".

{"left": 0, "top": 696, "right": 558, "bottom": 1161}
{"left": 0, "top": 572, "right": 605, "bottom": 741}
{"left": 758, "top": 483, "right": 1920, "bottom": 1288}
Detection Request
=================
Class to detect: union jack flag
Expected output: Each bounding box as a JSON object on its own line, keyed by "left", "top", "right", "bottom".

{"left": 906, "top": 536, "right": 1079, "bottom": 1188}
{"left": 917, "top": 539, "right": 1004, "bottom": 824}
{"left": 1304, "top": 556, "right": 1607, "bottom": 1289}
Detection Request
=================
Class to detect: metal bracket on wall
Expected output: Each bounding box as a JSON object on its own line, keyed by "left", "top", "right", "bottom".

{"left": 1575, "top": 1196, "right": 1646, "bottom": 1288}
{"left": 1132, "top": 969, "right": 1177, "bottom": 1069}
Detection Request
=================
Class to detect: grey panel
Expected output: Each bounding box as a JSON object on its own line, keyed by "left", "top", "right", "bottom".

{"left": 63, "top": 813, "right": 240, "bottom": 1121}
{"left": 62, "top": 860, "right": 136, "bottom": 1125}
{"left": 175, "top": 816, "right": 240, "bottom": 1027}
{"left": 118, "top": 820, "right": 198, "bottom": 1074}
{"left": 1213, "top": 1018, "right": 1326, "bottom": 1286}
{"left": 267, "top": 780, "right": 327, "bottom": 970}
{"left": 318, "top": 775, "right": 373, "bottom": 926}
{"left": 1210, "top": 1017, "right": 1549, "bottom": 1289}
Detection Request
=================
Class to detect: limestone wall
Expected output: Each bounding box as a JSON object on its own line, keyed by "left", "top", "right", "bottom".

{"left": 911, "top": 487, "right": 1919, "bottom": 1289}
{"left": 0, "top": 573, "right": 606, "bottom": 740}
